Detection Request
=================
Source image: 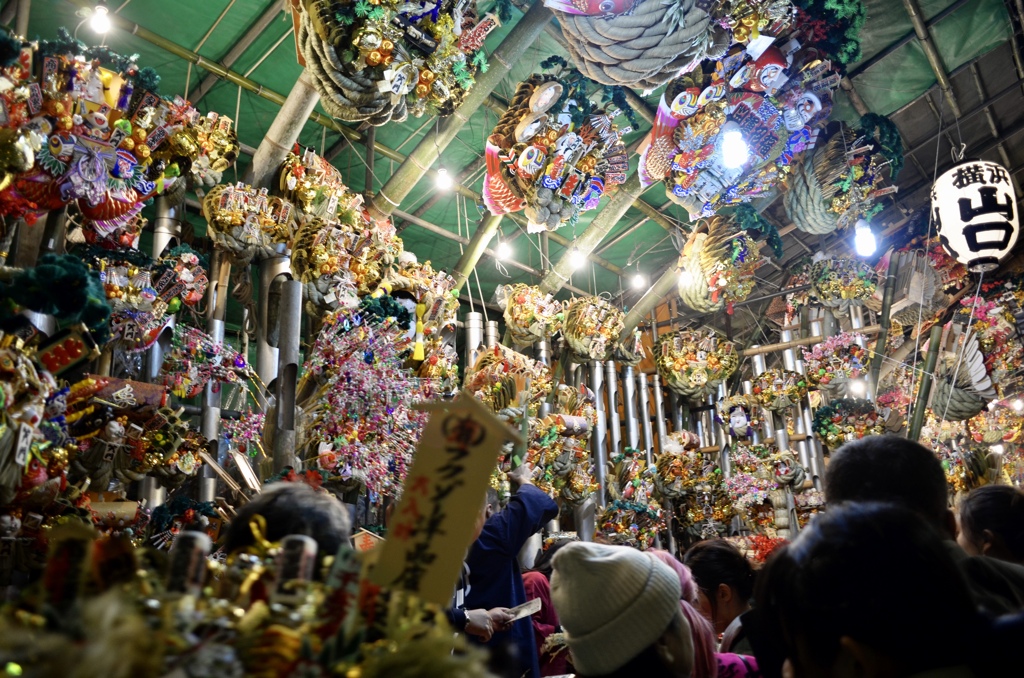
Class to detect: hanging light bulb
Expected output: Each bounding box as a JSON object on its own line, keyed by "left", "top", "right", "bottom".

{"left": 991, "top": 444, "right": 1006, "bottom": 454}
{"left": 569, "top": 247, "right": 586, "bottom": 270}
{"left": 854, "top": 218, "right": 877, "bottom": 257}
{"left": 435, "top": 167, "right": 453, "bottom": 190}
{"left": 720, "top": 121, "right": 749, "bottom": 170}
{"left": 678, "top": 269, "right": 693, "bottom": 285}
{"left": 90, "top": 1, "right": 111, "bottom": 33}
{"left": 1013, "top": 399, "right": 1024, "bottom": 412}
{"left": 495, "top": 240, "right": 512, "bottom": 261}
{"left": 631, "top": 273, "right": 646, "bottom": 289}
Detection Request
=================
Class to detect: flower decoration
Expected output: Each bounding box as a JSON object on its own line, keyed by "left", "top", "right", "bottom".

{"left": 801, "top": 332, "right": 868, "bottom": 393}
{"left": 498, "top": 283, "right": 564, "bottom": 347}
{"left": 812, "top": 397, "right": 883, "bottom": 449}
{"left": 656, "top": 329, "right": 739, "bottom": 402}
{"left": 482, "top": 65, "right": 629, "bottom": 231}
{"left": 751, "top": 368, "right": 808, "bottom": 411}
{"left": 562, "top": 296, "right": 625, "bottom": 361}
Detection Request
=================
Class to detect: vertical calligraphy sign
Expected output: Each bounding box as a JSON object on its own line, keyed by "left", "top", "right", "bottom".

{"left": 369, "top": 390, "right": 522, "bottom": 606}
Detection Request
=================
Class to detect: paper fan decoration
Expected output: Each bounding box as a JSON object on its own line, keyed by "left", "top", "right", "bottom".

{"left": 930, "top": 329, "right": 997, "bottom": 422}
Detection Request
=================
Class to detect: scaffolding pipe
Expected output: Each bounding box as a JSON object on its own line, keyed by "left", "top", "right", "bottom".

{"left": 189, "top": 0, "right": 286, "bottom": 104}
{"left": 590, "top": 361, "right": 607, "bottom": 504}
{"left": 908, "top": 325, "right": 943, "bottom": 441}
{"left": 605, "top": 361, "right": 622, "bottom": 455}
{"left": 536, "top": 340, "right": 551, "bottom": 417}
{"left": 670, "top": 391, "right": 684, "bottom": 432}
{"left": 138, "top": 477, "right": 166, "bottom": 510}
{"left": 368, "top": 1, "right": 552, "bottom": 218}
{"left": 15, "top": 0, "right": 28, "bottom": 39}
{"left": 273, "top": 279, "right": 303, "bottom": 472}
{"left": 742, "top": 380, "right": 761, "bottom": 445}
{"left": 40, "top": 208, "right": 67, "bottom": 255}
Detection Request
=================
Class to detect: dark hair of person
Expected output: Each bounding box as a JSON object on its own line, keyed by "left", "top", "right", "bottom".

{"left": 959, "top": 484, "right": 1024, "bottom": 561}
{"left": 682, "top": 538, "right": 755, "bottom": 619}
{"left": 530, "top": 538, "right": 575, "bottom": 579}
{"left": 576, "top": 614, "right": 682, "bottom": 678}
{"left": 824, "top": 434, "right": 949, "bottom": 531}
{"left": 752, "top": 502, "right": 981, "bottom": 678}
{"left": 224, "top": 483, "right": 352, "bottom": 568}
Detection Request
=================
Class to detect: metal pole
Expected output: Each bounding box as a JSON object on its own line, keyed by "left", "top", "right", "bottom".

{"left": 256, "top": 250, "right": 290, "bottom": 407}
{"left": 484, "top": 320, "right": 499, "bottom": 349}
{"left": 638, "top": 372, "right": 654, "bottom": 464}
{"left": 273, "top": 279, "right": 302, "bottom": 473}
{"left": 138, "top": 477, "right": 166, "bottom": 510}
{"left": 40, "top": 208, "right": 67, "bottom": 255}
{"left": 535, "top": 340, "right": 551, "bottom": 417}
{"left": 750, "top": 349, "right": 775, "bottom": 440}
{"left": 652, "top": 374, "right": 667, "bottom": 445}
{"left": 908, "top": 325, "right": 943, "bottom": 441}
{"left": 152, "top": 193, "right": 184, "bottom": 258}
{"left": 716, "top": 383, "right": 730, "bottom": 475}
{"left": 464, "top": 312, "right": 484, "bottom": 374}
{"left": 742, "top": 381, "right": 761, "bottom": 445}
{"left": 605, "top": 361, "right": 621, "bottom": 455}
{"left": 590, "top": 360, "right": 607, "bottom": 504}
{"left": 623, "top": 365, "right": 639, "bottom": 450}
{"left": 669, "top": 391, "right": 684, "bottom": 432}
{"left": 575, "top": 494, "right": 596, "bottom": 542}
{"left": 198, "top": 250, "right": 229, "bottom": 502}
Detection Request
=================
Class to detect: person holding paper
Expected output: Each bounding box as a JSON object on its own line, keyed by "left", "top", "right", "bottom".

{"left": 465, "top": 463, "right": 559, "bottom": 678}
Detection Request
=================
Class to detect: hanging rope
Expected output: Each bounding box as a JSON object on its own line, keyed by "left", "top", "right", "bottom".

{"left": 552, "top": 0, "right": 730, "bottom": 90}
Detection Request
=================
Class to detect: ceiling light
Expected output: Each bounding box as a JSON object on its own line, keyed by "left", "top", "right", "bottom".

{"left": 90, "top": 2, "right": 111, "bottom": 33}
{"left": 568, "top": 247, "right": 586, "bottom": 270}
{"left": 854, "top": 219, "right": 877, "bottom": 257}
{"left": 720, "top": 121, "right": 749, "bottom": 170}
{"left": 1013, "top": 399, "right": 1024, "bottom": 412}
{"left": 495, "top": 240, "right": 512, "bottom": 261}
{"left": 631, "top": 273, "right": 646, "bottom": 290}
{"left": 434, "top": 167, "right": 452, "bottom": 190}
{"left": 991, "top": 444, "right": 1005, "bottom": 454}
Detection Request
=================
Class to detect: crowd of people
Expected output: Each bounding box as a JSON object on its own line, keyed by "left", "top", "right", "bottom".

{"left": 219, "top": 433, "right": 1024, "bottom": 678}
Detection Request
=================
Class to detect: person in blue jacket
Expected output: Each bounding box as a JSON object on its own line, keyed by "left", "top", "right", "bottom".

{"left": 465, "top": 462, "right": 559, "bottom": 678}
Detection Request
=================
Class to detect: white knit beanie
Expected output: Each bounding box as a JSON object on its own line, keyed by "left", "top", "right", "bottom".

{"left": 550, "top": 542, "right": 683, "bottom": 675}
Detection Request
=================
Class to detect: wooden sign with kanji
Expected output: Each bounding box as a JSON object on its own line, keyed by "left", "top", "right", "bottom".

{"left": 369, "top": 390, "right": 522, "bottom": 605}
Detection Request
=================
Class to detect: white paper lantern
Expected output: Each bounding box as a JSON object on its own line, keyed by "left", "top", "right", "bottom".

{"left": 932, "top": 160, "right": 1019, "bottom": 273}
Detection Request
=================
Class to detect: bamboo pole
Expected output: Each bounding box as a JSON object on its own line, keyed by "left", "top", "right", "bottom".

{"left": 908, "top": 325, "right": 943, "bottom": 441}
{"left": 368, "top": 1, "right": 552, "bottom": 218}
{"left": 452, "top": 213, "right": 503, "bottom": 292}
{"left": 243, "top": 71, "right": 321, "bottom": 189}
{"left": 869, "top": 257, "right": 901, "bottom": 387}
{"left": 539, "top": 172, "right": 644, "bottom": 294}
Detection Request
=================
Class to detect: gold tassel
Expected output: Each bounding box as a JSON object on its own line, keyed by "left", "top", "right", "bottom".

{"left": 412, "top": 301, "right": 426, "bottom": 361}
